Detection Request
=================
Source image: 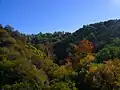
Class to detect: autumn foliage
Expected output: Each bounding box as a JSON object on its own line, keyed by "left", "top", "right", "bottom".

{"left": 65, "top": 40, "right": 95, "bottom": 69}
{"left": 2, "top": 21, "right": 120, "bottom": 90}
{"left": 78, "top": 40, "right": 94, "bottom": 53}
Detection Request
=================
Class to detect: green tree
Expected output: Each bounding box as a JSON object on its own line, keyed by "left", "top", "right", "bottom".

{"left": 95, "top": 45, "right": 120, "bottom": 63}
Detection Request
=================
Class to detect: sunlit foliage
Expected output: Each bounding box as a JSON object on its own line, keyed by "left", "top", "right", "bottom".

{"left": 1, "top": 19, "right": 120, "bottom": 90}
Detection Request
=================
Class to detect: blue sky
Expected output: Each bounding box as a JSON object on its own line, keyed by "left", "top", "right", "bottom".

{"left": 0, "top": 0, "right": 120, "bottom": 34}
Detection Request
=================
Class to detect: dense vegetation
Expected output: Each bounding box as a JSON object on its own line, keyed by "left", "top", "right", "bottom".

{"left": 1, "top": 19, "right": 120, "bottom": 90}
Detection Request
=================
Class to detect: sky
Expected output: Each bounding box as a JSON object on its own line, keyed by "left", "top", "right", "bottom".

{"left": 0, "top": 0, "right": 120, "bottom": 34}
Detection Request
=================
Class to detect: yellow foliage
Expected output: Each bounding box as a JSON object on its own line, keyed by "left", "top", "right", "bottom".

{"left": 102, "top": 59, "right": 120, "bottom": 84}
{"left": 53, "top": 65, "right": 73, "bottom": 77}
{"left": 79, "top": 53, "right": 95, "bottom": 65}
{"left": 88, "top": 67, "right": 97, "bottom": 73}
{"left": 88, "top": 63, "right": 104, "bottom": 73}
{"left": 85, "top": 53, "right": 95, "bottom": 63}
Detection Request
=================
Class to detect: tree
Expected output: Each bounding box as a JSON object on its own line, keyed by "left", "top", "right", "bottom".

{"left": 95, "top": 45, "right": 120, "bottom": 63}
{"left": 0, "top": 24, "right": 3, "bottom": 29}
{"left": 85, "top": 59, "right": 120, "bottom": 90}
{"left": 4, "top": 25, "right": 14, "bottom": 32}
{"left": 78, "top": 40, "right": 94, "bottom": 53}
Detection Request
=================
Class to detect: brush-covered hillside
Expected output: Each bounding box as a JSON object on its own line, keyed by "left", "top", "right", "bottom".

{"left": 1, "top": 19, "right": 120, "bottom": 90}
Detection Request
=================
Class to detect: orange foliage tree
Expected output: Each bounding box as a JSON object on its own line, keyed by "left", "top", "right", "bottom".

{"left": 71, "top": 40, "right": 95, "bottom": 68}
{"left": 78, "top": 40, "right": 94, "bottom": 53}
{"left": 64, "top": 40, "right": 95, "bottom": 67}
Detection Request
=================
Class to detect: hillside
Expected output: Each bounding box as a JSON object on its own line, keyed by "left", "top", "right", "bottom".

{"left": 1, "top": 19, "right": 120, "bottom": 90}
{"left": 53, "top": 19, "right": 120, "bottom": 61}
{"left": 73, "top": 19, "right": 120, "bottom": 49}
